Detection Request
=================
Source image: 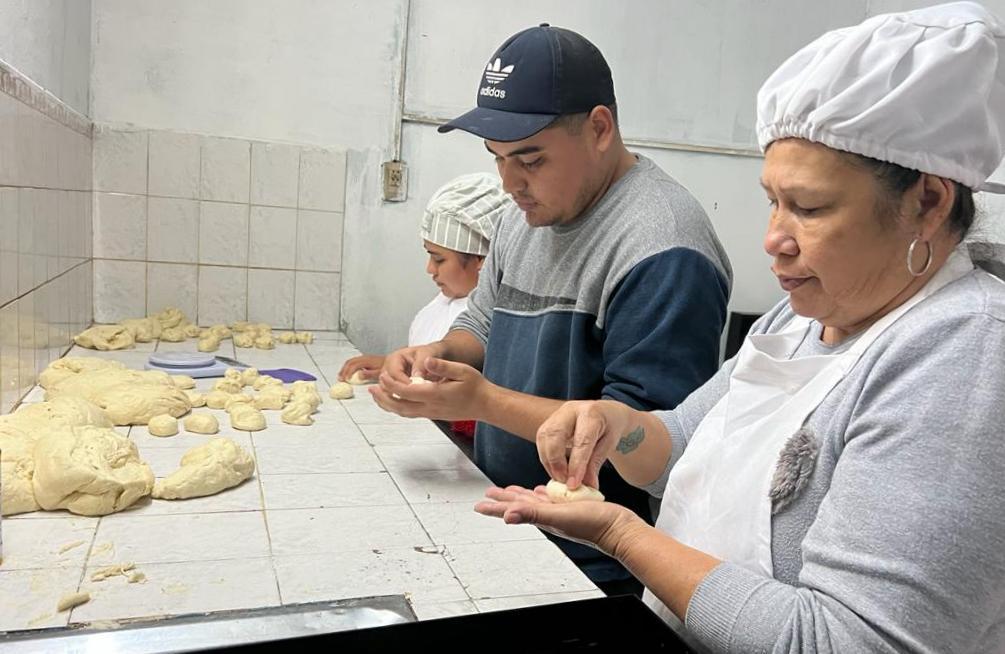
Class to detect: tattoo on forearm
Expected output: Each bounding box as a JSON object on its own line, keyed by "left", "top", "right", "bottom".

{"left": 616, "top": 426, "right": 645, "bottom": 454}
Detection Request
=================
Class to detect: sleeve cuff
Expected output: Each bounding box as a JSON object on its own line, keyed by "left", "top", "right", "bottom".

{"left": 684, "top": 563, "right": 773, "bottom": 653}
{"left": 639, "top": 410, "right": 687, "bottom": 498}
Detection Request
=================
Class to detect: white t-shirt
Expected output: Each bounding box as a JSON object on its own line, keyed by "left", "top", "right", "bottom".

{"left": 408, "top": 293, "right": 469, "bottom": 347}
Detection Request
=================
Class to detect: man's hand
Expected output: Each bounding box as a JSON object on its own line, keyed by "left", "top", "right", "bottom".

{"left": 370, "top": 357, "right": 495, "bottom": 421}
{"left": 381, "top": 342, "right": 450, "bottom": 384}
{"left": 338, "top": 354, "right": 386, "bottom": 382}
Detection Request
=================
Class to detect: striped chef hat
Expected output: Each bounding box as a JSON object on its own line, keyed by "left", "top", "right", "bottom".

{"left": 420, "top": 172, "right": 511, "bottom": 256}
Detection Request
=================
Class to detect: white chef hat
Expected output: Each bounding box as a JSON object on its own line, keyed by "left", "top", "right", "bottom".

{"left": 420, "top": 172, "right": 511, "bottom": 256}
{"left": 757, "top": 1, "right": 1005, "bottom": 193}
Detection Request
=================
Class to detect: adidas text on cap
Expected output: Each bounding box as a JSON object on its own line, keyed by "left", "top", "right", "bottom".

{"left": 438, "top": 24, "right": 616, "bottom": 142}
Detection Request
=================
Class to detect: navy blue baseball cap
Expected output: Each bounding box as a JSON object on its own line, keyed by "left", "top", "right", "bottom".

{"left": 438, "top": 24, "right": 616, "bottom": 142}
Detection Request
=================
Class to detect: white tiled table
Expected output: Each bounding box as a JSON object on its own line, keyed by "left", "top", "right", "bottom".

{"left": 0, "top": 333, "right": 601, "bottom": 635}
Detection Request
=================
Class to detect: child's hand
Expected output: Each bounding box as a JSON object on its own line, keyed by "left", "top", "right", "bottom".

{"left": 338, "top": 355, "right": 386, "bottom": 382}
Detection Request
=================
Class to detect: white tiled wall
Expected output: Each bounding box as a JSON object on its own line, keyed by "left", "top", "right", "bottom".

{"left": 92, "top": 126, "right": 346, "bottom": 330}
{"left": 0, "top": 73, "right": 93, "bottom": 414}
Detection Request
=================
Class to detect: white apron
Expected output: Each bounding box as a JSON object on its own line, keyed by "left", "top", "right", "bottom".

{"left": 643, "top": 249, "right": 974, "bottom": 637}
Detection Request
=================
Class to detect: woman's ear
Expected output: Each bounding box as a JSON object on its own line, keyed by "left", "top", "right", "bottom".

{"left": 915, "top": 173, "right": 956, "bottom": 240}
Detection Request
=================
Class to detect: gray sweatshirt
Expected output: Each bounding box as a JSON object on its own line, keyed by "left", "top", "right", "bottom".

{"left": 645, "top": 266, "right": 1005, "bottom": 653}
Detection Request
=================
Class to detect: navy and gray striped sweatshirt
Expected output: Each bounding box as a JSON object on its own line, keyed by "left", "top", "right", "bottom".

{"left": 453, "top": 155, "right": 733, "bottom": 582}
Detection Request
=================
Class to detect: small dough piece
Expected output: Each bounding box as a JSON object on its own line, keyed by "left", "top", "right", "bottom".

{"left": 410, "top": 376, "right": 431, "bottom": 385}
{"left": 171, "top": 375, "right": 196, "bottom": 390}
{"left": 148, "top": 414, "right": 179, "bottom": 437}
{"left": 281, "top": 400, "right": 315, "bottom": 426}
{"left": 160, "top": 326, "right": 186, "bottom": 342}
{"left": 252, "top": 375, "right": 282, "bottom": 390}
{"left": 290, "top": 381, "right": 322, "bottom": 410}
{"left": 545, "top": 479, "right": 605, "bottom": 503}
{"left": 230, "top": 321, "right": 251, "bottom": 332}
{"left": 254, "top": 334, "right": 275, "bottom": 350}
{"left": 153, "top": 307, "right": 186, "bottom": 329}
{"left": 277, "top": 332, "right": 297, "bottom": 344}
{"left": 224, "top": 368, "right": 243, "bottom": 384}
{"left": 208, "top": 324, "right": 232, "bottom": 340}
{"left": 253, "top": 388, "right": 291, "bottom": 410}
{"left": 229, "top": 404, "right": 266, "bottom": 431}
{"left": 204, "top": 390, "right": 232, "bottom": 410}
{"left": 329, "top": 382, "right": 354, "bottom": 400}
{"left": 152, "top": 438, "right": 255, "bottom": 500}
{"left": 183, "top": 413, "right": 219, "bottom": 435}
{"left": 197, "top": 336, "right": 220, "bottom": 353}
{"left": 184, "top": 390, "right": 206, "bottom": 408}
{"left": 223, "top": 393, "right": 254, "bottom": 410}
{"left": 213, "top": 379, "right": 243, "bottom": 394}
{"left": 295, "top": 331, "right": 314, "bottom": 344}
{"left": 240, "top": 368, "right": 259, "bottom": 386}
{"left": 74, "top": 325, "right": 135, "bottom": 351}
{"left": 120, "top": 317, "right": 162, "bottom": 342}
{"left": 57, "top": 592, "right": 90, "bottom": 612}
{"left": 233, "top": 332, "right": 255, "bottom": 348}
{"left": 347, "top": 370, "right": 371, "bottom": 385}
{"left": 183, "top": 324, "right": 203, "bottom": 338}
{"left": 91, "top": 562, "right": 135, "bottom": 582}
{"left": 33, "top": 426, "right": 155, "bottom": 515}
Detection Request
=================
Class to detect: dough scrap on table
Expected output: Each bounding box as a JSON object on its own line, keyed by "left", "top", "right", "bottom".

{"left": 228, "top": 404, "right": 266, "bottom": 431}
{"left": 56, "top": 592, "right": 90, "bottom": 612}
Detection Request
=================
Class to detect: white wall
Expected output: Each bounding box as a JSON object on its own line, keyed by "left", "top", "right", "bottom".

{"left": 90, "top": 0, "right": 406, "bottom": 152}
{"left": 342, "top": 0, "right": 1005, "bottom": 354}
{"left": 0, "top": 0, "right": 91, "bottom": 115}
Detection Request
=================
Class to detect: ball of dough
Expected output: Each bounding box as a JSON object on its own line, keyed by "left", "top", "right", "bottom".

{"left": 171, "top": 375, "right": 196, "bottom": 390}
{"left": 295, "top": 331, "right": 314, "bottom": 344}
{"left": 229, "top": 404, "right": 266, "bottom": 431}
{"left": 160, "top": 326, "right": 186, "bottom": 342}
{"left": 240, "top": 367, "right": 259, "bottom": 386}
{"left": 254, "top": 334, "right": 275, "bottom": 350}
{"left": 409, "top": 376, "right": 431, "bottom": 385}
{"left": 233, "top": 332, "right": 255, "bottom": 348}
{"left": 253, "top": 388, "right": 291, "bottom": 410}
{"left": 545, "top": 479, "right": 605, "bottom": 503}
{"left": 184, "top": 390, "right": 206, "bottom": 408}
{"left": 224, "top": 368, "right": 243, "bottom": 384}
{"left": 213, "top": 379, "right": 243, "bottom": 394}
{"left": 224, "top": 394, "right": 254, "bottom": 410}
{"left": 329, "top": 382, "right": 354, "bottom": 400}
{"left": 207, "top": 324, "right": 232, "bottom": 340}
{"left": 347, "top": 370, "right": 372, "bottom": 385}
{"left": 197, "top": 336, "right": 220, "bottom": 353}
{"left": 183, "top": 324, "right": 202, "bottom": 338}
{"left": 148, "top": 414, "right": 179, "bottom": 437}
{"left": 183, "top": 412, "right": 219, "bottom": 435}
{"left": 252, "top": 374, "right": 282, "bottom": 391}
{"left": 204, "top": 390, "right": 232, "bottom": 410}
{"left": 277, "top": 332, "right": 297, "bottom": 344}
{"left": 281, "top": 400, "right": 315, "bottom": 426}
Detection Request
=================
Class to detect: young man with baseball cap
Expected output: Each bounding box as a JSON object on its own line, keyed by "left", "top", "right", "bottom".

{"left": 372, "top": 24, "right": 732, "bottom": 594}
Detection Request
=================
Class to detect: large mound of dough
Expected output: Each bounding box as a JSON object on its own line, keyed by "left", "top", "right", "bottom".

{"left": 32, "top": 426, "right": 155, "bottom": 516}
{"left": 152, "top": 307, "right": 185, "bottom": 329}
{"left": 73, "top": 325, "right": 135, "bottom": 351}
{"left": 152, "top": 438, "right": 255, "bottom": 500}
{"left": 39, "top": 357, "right": 126, "bottom": 389}
{"left": 43, "top": 360, "right": 191, "bottom": 425}
{"left": 0, "top": 398, "right": 115, "bottom": 515}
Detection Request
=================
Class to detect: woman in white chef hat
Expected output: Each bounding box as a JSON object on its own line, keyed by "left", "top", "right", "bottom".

{"left": 476, "top": 3, "right": 1005, "bottom": 651}
{"left": 339, "top": 173, "right": 510, "bottom": 384}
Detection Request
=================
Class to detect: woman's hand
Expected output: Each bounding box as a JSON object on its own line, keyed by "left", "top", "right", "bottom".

{"left": 474, "top": 485, "right": 648, "bottom": 557}
{"left": 536, "top": 400, "right": 638, "bottom": 492}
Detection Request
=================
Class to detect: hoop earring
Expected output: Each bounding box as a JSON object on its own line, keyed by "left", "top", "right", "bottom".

{"left": 907, "top": 238, "right": 933, "bottom": 277}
